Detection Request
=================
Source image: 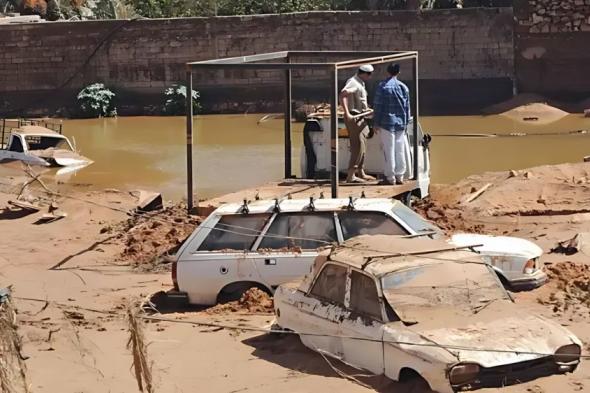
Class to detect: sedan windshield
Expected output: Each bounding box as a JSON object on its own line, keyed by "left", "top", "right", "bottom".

{"left": 25, "top": 136, "right": 72, "bottom": 151}
{"left": 381, "top": 258, "right": 509, "bottom": 322}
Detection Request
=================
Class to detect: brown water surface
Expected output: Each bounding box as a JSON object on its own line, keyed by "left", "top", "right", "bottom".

{"left": 25, "top": 114, "right": 590, "bottom": 200}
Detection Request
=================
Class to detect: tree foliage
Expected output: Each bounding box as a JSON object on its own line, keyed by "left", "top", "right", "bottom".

{"left": 163, "top": 84, "right": 201, "bottom": 115}
{"left": 77, "top": 83, "right": 117, "bottom": 118}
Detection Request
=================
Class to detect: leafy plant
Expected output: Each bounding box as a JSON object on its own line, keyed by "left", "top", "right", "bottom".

{"left": 163, "top": 84, "right": 201, "bottom": 115}
{"left": 77, "top": 83, "right": 117, "bottom": 118}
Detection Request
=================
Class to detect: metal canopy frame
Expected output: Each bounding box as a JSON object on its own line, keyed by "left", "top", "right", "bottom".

{"left": 185, "top": 50, "right": 419, "bottom": 212}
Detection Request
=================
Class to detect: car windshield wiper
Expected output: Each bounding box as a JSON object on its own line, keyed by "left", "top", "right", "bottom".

{"left": 402, "top": 230, "right": 439, "bottom": 239}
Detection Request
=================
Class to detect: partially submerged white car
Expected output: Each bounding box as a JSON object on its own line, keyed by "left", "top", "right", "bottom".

{"left": 0, "top": 124, "right": 92, "bottom": 171}
{"left": 172, "top": 198, "right": 545, "bottom": 305}
{"left": 274, "top": 235, "right": 581, "bottom": 392}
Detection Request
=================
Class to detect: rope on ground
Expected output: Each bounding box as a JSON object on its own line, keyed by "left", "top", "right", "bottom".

{"left": 11, "top": 295, "right": 590, "bottom": 360}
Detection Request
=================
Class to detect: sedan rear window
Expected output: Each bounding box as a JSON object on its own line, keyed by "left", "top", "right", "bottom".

{"left": 258, "top": 213, "right": 337, "bottom": 250}
{"left": 198, "top": 214, "right": 271, "bottom": 251}
{"left": 339, "top": 211, "right": 408, "bottom": 240}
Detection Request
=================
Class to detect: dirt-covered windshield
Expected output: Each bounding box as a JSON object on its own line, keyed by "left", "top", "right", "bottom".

{"left": 25, "top": 135, "right": 72, "bottom": 151}
{"left": 381, "top": 260, "right": 509, "bottom": 322}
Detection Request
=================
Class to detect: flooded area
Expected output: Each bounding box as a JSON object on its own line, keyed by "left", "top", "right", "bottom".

{"left": 4, "top": 113, "right": 589, "bottom": 200}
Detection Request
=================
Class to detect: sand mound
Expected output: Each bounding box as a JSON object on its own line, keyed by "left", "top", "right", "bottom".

{"left": 431, "top": 162, "right": 590, "bottom": 219}
{"left": 116, "top": 203, "right": 201, "bottom": 272}
{"left": 206, "top": 288, "right": 274, "bottom": 314}
{"left": 538, "top": 262, "right": 590, "bottom": 318}
{"left": 500, "top": 102, "right": 569, "bottom": 125}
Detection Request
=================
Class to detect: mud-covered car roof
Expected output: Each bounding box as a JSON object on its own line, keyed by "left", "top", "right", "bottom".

{"left": 326, "top": 235, "right": 484, "bottom": 277}
{"left": 13, "top": 125, "right": 63, "bottom": 137}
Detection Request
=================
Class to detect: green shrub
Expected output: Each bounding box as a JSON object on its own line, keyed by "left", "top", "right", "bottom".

{"left": 77, "top": 83, "right": 117, "bottom": 118}
{"left": 163, "top": 84, "right": 201, "bottom": 115}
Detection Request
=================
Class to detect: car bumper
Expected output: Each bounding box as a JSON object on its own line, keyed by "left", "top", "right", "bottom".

{"left": 508, "top": 270, "right": 548, "bottom": 291}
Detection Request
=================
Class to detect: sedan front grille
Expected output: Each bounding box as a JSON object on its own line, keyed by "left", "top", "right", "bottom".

{"left": 455, "top": 356, "right": 564, "bottom": 391}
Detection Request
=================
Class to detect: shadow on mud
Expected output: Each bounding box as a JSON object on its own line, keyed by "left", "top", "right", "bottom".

{"left": 242, "top": 333, "right": 434, "bottom": 393}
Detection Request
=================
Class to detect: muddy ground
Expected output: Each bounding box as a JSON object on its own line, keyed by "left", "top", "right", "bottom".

{"left": 1, "top": 162, "right": 589, "bottom": 393}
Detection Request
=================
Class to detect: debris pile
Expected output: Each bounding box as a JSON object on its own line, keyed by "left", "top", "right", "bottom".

{"left": 551, "top": 233, "right": 590, "bottom": 256}
{"left": 539, "top": 262, "right": 590, "bottom": 318}
{"left": 207, "top": 288, "right": 274, "bottom": 314}
{"left": 117, "top": 203, "right": 201, "bottom": 272}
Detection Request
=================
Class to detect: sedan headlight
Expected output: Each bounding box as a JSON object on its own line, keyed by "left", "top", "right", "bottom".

{"left": 555, "top": 344, "right": 581, "bottom": 364}
{"left": 522, "top": 258, "right": 536, "bottom": 274}
{"left": 449, "top": 363, "right": 480, "bottom": 385}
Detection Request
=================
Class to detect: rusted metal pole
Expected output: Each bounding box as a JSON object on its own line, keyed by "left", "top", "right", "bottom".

{"left": 412, "top": 56, "right": 419, "bottom": 181}
{"left": 186, "top": 69, "right": 194, "bottom": 213}
{"left": 284, "top": 58, "right": 292, "bottom": 179}
{"left": 330, "top": 66, "right": 339, "bottom": 198}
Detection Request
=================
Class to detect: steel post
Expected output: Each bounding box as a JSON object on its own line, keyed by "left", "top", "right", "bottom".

{"left": 284, "top": 63, "right": 292, "bottom": 179}
{"left": 186, "top": 70, "right": 194, "bottom": 213}
{"left": 330, "top": 66, "right": 339, "bottom": 198}
{"left": 412, "top": 56, "right": 419, "bottom": 181}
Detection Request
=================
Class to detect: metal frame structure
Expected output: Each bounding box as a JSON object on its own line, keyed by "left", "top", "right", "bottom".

{"left": 185, "top": 50, "right": 419, "bottom": 212}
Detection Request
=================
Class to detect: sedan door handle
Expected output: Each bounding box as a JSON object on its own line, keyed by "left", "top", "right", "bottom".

{"left": 264, "top": 258, "right": 277, "bottom": 266}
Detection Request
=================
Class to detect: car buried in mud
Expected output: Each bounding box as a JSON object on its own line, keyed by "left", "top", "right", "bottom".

{"left": 273, "top": 235, "right": 582, "bottom": 392}
{"left": 172, "top": 198, "right": 545, "bottom": 305}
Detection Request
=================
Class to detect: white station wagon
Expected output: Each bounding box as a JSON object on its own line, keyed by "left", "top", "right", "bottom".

{"left": 274, "top": 235, "right": 581, "bottom": 392}
{"left": 172, "top": 198, "right": 545, "bottom": 305}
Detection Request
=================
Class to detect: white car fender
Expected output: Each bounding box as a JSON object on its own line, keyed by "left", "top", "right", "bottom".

{"left": 383, "top": 326, "right": 456, "bottom": 393}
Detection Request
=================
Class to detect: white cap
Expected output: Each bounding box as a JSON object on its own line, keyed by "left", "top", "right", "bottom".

{"left": 359, "top": 64, "right": 374, "bottom": 73}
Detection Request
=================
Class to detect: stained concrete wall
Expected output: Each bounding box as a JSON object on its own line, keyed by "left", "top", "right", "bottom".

{"left": 514, "top": 0, "right": 590, "bottom": 101}
{"left": 0, "top": 8, "right": 514, "bottom": 116}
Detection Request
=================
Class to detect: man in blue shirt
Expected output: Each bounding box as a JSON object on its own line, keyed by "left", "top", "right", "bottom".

{"left": 373, "top": 63, "right": 411, "bottom": 185}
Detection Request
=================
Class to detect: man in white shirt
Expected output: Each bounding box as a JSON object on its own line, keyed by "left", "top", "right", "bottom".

{"left": 340, "top": 64, "right": 375, "bottom": 183}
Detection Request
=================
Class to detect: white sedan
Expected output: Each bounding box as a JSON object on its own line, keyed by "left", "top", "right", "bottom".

{"left": 274, "top": 235, "right": 581, "bottom": 392}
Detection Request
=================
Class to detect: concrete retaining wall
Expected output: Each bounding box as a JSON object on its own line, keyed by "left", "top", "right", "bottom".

{"left": 0, "top": 8, "right": 515, "bottom": 115}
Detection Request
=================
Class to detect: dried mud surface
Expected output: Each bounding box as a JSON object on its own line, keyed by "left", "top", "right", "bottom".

{"left": 206, "top": 288, "right": 274, "bottom": 315}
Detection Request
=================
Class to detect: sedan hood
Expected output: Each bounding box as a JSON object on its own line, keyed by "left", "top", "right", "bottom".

{"left": 404, "top": 303, "right": 579, "bottom": 368}
{"left": 450, "top": 233, "right": 543, "bottom": 259}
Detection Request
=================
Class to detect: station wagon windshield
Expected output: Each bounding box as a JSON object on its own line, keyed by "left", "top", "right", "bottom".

{"left": 392, "top": 204, "right": 440, "bottom": 234}
{"left": 381, "top": 259, "right": 509, "bottom": 321}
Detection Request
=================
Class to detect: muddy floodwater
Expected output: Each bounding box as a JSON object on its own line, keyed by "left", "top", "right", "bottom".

{"left": 33, "top": 114, "right": 590, "bottom": 200}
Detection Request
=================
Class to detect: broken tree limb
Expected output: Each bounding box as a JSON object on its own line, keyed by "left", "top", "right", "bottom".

{"left": 0, "top": 287, "right": 30, "bottom": 393}
{"left": 464, "top": 183, "right": 492, "bottom": 203}
{"left": 127, "top": 302, "right": 154, "bottom": 393}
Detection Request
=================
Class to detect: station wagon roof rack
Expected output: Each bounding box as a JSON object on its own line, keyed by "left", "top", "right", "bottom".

{"left": 347, "top": 196, "right": 357, "bottom": 211}
{"left": 273, "top": 198, "right": 281, "bottom": 213}
{"left": 240, "top": 199, "right": 249, "bottom": 214}
{"left": 306, "top": 196, "right": 316, "bottom": 211}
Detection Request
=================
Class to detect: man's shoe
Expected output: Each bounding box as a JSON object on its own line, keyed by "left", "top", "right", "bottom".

{"left": 395, "top": 176, "right": 404, "bottom": 185}
{"left": 377, "top": 178, "right": 395, "bottom": 186}
{"left": 346, "top": 176, "right": 366, "bottom": 184}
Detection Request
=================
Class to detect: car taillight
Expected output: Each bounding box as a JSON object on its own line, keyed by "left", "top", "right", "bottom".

{"left": 523, "top": 259, "right": 535, "bottom": 274}
{"left": 171, "top": 260, "right": 179, "bottom": 291}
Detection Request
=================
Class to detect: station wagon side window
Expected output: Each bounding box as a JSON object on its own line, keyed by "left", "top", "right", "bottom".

{"left": 8, "top": 137, "right": 24, "bottom": 153}
{"left": 338, "top": 211, "right": 408, "bottom": 241}
{"left": 310, "top": 263, "right": 347, "bottom": 306}
{"left": 197, "top": 214, "right": 271, "bottom": 252}
{"left": 258, "top": 212, "right": 337, "bottom": 250}
{"left": 349, "top": 270, "right": 383, "bottom": 321}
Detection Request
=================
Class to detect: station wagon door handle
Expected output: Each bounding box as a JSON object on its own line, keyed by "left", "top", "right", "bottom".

{"left": 264, "top": 258, "right": 277, "bottom": 266}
